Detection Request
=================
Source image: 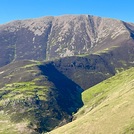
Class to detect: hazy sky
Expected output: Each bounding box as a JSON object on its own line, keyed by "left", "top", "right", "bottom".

{"left": 0, "top": 0, "right": 134, "bottom": 24}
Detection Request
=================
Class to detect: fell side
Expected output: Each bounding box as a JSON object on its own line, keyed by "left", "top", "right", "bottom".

{"left": 50, "top": 67, "right": 134, "bottom": 134}
{"left": 0, "top": 60, "right": 83, "bottom": 134}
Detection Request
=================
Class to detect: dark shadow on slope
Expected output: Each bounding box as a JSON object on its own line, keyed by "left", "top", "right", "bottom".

{"left": 38, "top": 63, "right": 84, "bottom": 115}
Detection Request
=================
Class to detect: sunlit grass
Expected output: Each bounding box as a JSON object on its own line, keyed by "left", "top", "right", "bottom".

{"left": 50, "top": 67, "right": 134, "bottom": 134}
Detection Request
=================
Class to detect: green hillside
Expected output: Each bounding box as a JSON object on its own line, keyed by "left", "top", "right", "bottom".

{"left": 50, "top": 67, "right": 134, "bottom": 134}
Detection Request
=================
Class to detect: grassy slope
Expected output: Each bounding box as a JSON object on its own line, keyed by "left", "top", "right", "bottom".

{"left": 50, "top": 67, "right": 134, "bottom": 134}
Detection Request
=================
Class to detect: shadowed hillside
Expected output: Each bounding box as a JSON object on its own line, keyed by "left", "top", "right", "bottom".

{"left": 0, "top": 60, "right": 83, "bottom": 133}
{"left": 50, "top": 41, "right": 134, "bottom": 89}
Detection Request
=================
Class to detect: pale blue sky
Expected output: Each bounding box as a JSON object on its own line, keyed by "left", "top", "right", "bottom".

{"left": 0, "top": 0, "right": 134, "bottom": 24}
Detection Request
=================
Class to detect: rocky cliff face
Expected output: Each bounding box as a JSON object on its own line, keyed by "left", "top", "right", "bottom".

{"left": 0, "top": 15, "right": 134, "bottom": 67}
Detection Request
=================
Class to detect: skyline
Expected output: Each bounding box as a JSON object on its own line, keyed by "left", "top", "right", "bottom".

{"left": 0, "top": 0, "right": 134, "bottom": 24}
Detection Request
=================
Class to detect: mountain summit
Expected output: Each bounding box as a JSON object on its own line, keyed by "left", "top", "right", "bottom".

{"left": 0, "top": 15, "right": 134, "bottom": 67}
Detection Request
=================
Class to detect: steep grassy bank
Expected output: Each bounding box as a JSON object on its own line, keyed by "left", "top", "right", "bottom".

{"left": 50, "top": 67, "right": 134, "bottom": 134}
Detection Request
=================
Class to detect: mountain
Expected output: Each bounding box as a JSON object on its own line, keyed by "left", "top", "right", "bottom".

{"left": 0, "top": 15, "right": 134, "bottom": 133}
{"left": 0, "top": 15, "right": 134, "bottom": 67}
{"left": 50, "top": 67, "right": 134, "bottom": 134}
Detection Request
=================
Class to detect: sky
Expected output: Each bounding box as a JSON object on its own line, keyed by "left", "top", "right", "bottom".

{"left": 0, "top": 0, "right": 134, "bottom": 24}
